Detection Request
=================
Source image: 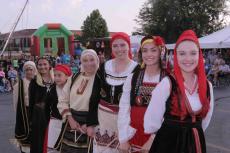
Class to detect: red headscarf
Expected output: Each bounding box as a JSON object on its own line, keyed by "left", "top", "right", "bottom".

{"left": 110, "top": 32, "right": 132, "bottom": 59}
{"left": 172, "top": 30, "right": 209, "bottom": 118}
{"left": 54, "top": 64, "right": 72, "bottom": 76}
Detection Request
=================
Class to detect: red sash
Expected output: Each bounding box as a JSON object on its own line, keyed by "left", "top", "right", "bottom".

{"left": 130, "top": 106, "right": 150, "bottom": 146}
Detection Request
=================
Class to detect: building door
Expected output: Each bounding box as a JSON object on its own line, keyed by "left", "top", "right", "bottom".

{"left": 44, "top": 38, "right": 52, "bottom": 55}
{"left": 57, "top": 37, "right": 65, "bottom": 56}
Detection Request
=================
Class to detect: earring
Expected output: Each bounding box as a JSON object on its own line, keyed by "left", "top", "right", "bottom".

{"left": 141, "top": 62, "right": 145, "bottom": 69}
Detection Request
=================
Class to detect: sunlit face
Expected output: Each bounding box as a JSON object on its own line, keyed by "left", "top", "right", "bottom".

{"left": 37, "top": 59, "right": 50, "bottom": 75}
{"left": 141, "top": 42, "right": 161, "bottom": 67}
{"left": 112, "top": 39, "right": 129, "bottom": 60}
{"left": 176, "top": 41, "right": 199, "bottom": 74}
{"left": 24, "top": 67, "right": 35, "bottom": 80}
{"left": 81, "top": 55, "right": 98, "bottom": 75}
{"left": 54, "top": 70, "right": 68, "bottom": 86}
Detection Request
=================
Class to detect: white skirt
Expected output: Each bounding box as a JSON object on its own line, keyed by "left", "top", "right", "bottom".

{"left": 93, "top": 102, "right": 120, "bottom": 153}
{"left": 48, "top": 118, "right": 62, "bottom": 148}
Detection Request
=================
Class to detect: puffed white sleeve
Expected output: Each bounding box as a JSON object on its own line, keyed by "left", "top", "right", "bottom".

{"left": 144, "top": 77, "right": 171, "bottom": 134}
{"left": 118, "top": 74, "right": 136, "bottom": 143}
{"left": 202, "top": 81, "right": 214, "bottom": 131}
{"left": 57, "top": 77, "right": 71, "bottom": 122}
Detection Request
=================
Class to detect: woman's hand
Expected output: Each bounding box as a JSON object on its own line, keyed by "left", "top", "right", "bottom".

{"left": 80, "top": 124, "right": 87, "bottom": 134}
{"left": 119, "top": 142, "right": 130, "bottom": 153}
{"left": 87, "top": 126, "right": 95, "bottom": 138}
{"left": 67, "top": 115, "right": 80, "bottom": 130}
{"left": 141, "top": 135, "right": 155, "bottom": 153}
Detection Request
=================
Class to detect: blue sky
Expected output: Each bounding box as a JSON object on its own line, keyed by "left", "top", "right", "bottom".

{"left": 0, "top": 0, "right": 146, "bottom": 34}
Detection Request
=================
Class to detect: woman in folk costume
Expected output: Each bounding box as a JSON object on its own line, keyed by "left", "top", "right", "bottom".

{"left": 144, "top": 30, "right": 214, "bottom": 153}
{"left": 86, "top": 32, "right": 139, "bottom": 153}
{"left": 118, "top": 35, "right": 168, "bottom": 153}
{"left": 29, "top": 57, "right": 61, "bottom": 153}
{"left": 13, "top": 61, "right": 37, "bottom": 153}
{"left": 47, "top": 64, "right": 72, "bottom": 152}
{"left": 57, "top": 49, "right": 99, "bottom": 153}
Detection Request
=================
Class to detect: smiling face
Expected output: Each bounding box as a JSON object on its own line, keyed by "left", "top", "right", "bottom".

{"left": 24, "top": 66, "right": 36, "bottom": 80}
{"left": 37, "top": 59, "right": 50, "bottom": 75}
{"left": 112, "top": 39, "right": 129, "bottom": 60}
{"left": 141, "top": 42, "right": 161, "bottom": 67}
{"left": 81, "top": 54, "right": 98, "bottom": 75}
{"left": 176, "top": 40, "right": 199, "bottom": 74}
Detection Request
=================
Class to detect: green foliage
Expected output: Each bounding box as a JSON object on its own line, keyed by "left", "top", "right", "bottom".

{"left": 81, "top": 9, "right": 109, "bottom": 43}
{"left": 134, "top": 0, "right": 229, "bottom": 43}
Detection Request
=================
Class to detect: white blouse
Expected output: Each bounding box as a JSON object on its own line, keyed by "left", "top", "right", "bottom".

{"left": 57, "top": 74, "right": 95, "bottom": 121}
{"left": 118, "top": 73, "right": 160, "bottom": 143}
{"left": 144, "top": 77, "right": 214, "bottom": 134}
{"left": 105, "top": 59, "right": 137, "bottom": 86}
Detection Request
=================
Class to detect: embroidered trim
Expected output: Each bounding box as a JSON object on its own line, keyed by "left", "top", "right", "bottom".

{"left": 192, "top": 128, "right": 202, "bottom": 153}
{"left": 94, "top": 129, "right": 119, "bottom": 148}
{"left": 136, "top": 83, "right": 156, "bottom": 106}
{"left": 76, "top": 79, "right": 89, "bottom": 94}
{"left": 15, "top": 79, "right": 30, "bottom": 141}
{"left": 106, "top": 74, "right": 127, "bottom": 81}
{"left": 99, "top": 100, "right": 119, "bottom": 113}
{"left": 134, "top": 69, "right": 162, "bottom": 106}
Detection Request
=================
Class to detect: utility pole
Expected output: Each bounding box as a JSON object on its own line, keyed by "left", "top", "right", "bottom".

{"left": 0, "top": 0, "right": 29, "bottom": 56}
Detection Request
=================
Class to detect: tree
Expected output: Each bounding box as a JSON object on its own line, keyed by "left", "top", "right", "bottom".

{"left": 134, "top": 0, "right": 229, "bottom": 43}
{"left": 81, "top": 9, "right": 109, "bottom": 43}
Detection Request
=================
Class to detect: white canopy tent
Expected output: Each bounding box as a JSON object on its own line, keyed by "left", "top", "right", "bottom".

{"left": 130, "top": 35, "right": 144, "bottom": 52}
{"left": 166, "top": 26, "right": 230, "bottom": 49}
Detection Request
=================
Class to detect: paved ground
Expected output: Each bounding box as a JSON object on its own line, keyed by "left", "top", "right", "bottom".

{"left": 0, "top": 86, "right": 230, "bottom": 153}
{"left": 0, "top": 92, "right": 18, "bottom": 153}
{"left": 206, "top": 86, "right": 230, "bottom": 153}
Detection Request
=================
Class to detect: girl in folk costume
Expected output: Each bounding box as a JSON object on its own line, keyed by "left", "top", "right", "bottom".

{"left": 118, "top": 36, "right": 168, "bottom": 153}
{"left": 47, "top": 64, "right": 72, "bottom": 152}
{"left": 29, "top": 57, "right": 61, "bottom": 153}
{"left": 57, "top": 49, "right": 99, "bottom": 153}
{"left": 13, "top": 61, "right": 37, "bottom": 153}
{"left": 144, "top": 30, "right": 214, "bottom": 153}
{"left": 86, "top": 32, "right": 139, "bottom": 153}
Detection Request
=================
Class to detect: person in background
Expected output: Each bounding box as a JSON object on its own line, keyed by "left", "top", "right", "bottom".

{"left": 8, "top": 65, "right": 18, "bottom": 90}
{"left": 204, "top": 59, "right": 212, "bottom": 75}
{"left": 18, "top": 54, "right": 27, "bottom": 79}
{"left": 0, "top": 55, "right": 7, "bottom": 74}
{"left": 70, "top": 60, "right": 79, "bottom": 74}
{"left": 219, "top": 60, "right": 230, "bottom": 74}
{"left": 211, "top": 61, "right": 220, "bottom": 86}
{"left": 98, "top": 51, "right": 105, "bottom": 65}
{"left": 13, "top": 58, "right": 19, "bottom": 70}
{"left": 0, "top": 67, "right": 6, "bottom": 92}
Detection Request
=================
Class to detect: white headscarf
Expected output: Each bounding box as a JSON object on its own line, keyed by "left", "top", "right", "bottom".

{"left": 80, "top": 49, "right": 99, "bottom": 72}
{"left": 23, "top": 61, "right": 37, "bottom": 74}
